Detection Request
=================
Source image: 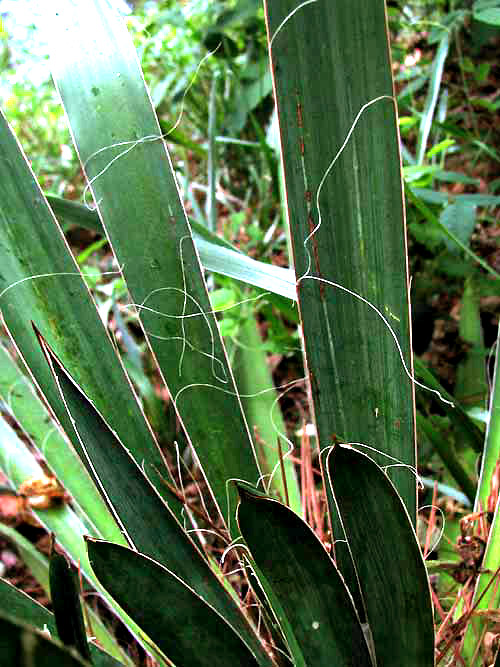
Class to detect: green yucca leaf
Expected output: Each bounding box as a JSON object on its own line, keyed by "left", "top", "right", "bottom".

{"left": 0, "top": 108, "right": 171, "bottom": 516}
{"left": 264, "top": 0, "right": 416, "bottom": 519}
{"left": 0, "top": 612, "right": 92, "bottom": 667}
{"left": 35, "top": 326, "right": 274, "bottom": 667}
{"left": 49, "top": 551, "right": 91, "bottom": 662}
{"left": 46, "top": 0, "right": 260, "bottom": 528}
{"left": 0, "top": 341, "right": 123, "bottom": 544}
{"left": 328, "top": 445, "right": 434, "bottom": 666}
{"left": 237, "top": 483, "right": 372, "bottom": 666}
{"left": 86, "top": 539, "right": 264, "bottom": 667}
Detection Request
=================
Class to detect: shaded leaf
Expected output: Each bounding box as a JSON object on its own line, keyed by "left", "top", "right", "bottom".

{"left": 34, "top": 328, "right": 273, "bottom": 667}
{"left": 439, "top": 200, "right": 476, "bottom": 253}
{"left": 328, "top": 445, "right": 434, "bottom": 666}
{"left": 87, "top": 539, "right": 263, "bottom": 667}
{"left": 237, "top": 484, "right": 372, "bottom": 666}
{"left": 0, "top": 612, "right": 91, "bottom": 667}
{"left": 49, "top": 551, "right": 92, "bottom": 662}
{"left": 0, "top": 580, "right": 126, "bottom": 667}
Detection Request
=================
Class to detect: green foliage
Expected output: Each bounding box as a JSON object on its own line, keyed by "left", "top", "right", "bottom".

{"left": 0, "top": 0, "right": 436, "bottom": 665}
{"left": 0, "top": 0, "right": 499, "bottom": 665}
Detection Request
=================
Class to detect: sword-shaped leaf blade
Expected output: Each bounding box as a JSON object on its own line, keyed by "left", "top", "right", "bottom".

{"left": 46, "top": 0, "right": 260, "bottom": 528}
{"left": 328, "top": 445, "right": 434, "bottom": 666}
{"left": 86, "top": 539, "right": 262, "bottom": 667}
{"left": 237, "top": 484, "right": 372, "bottom": 666}
{"left": 34, "top": 328, "right": 274, "bottom": 667}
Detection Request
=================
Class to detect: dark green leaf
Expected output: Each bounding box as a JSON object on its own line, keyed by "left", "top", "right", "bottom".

{"left": 328, "top": 445, "right": 434, "bottom": 666}
{"left": 0, "top": 612, "right": 91, "bottom": 667}
{"left": 0, "top": 579, "right": 55, "bottom": 636}
{"left": 87, "top": 539, "right": 262, "bottom": 667}
{"left": 35, "top": 329, "right": 273, "bottom": 667}
{"left": 264, "top": 0, "right": 416, "bottom": 518}
{"left": 320, "top": 448, "right": 366, "bottom": 621}
{"left": 49, "top": 551, "right": 92, "bottom": 662}
{"left": 237, "top": 484, "right": 372, "bottom": 666}
{"left": 0, "top": 580, "right": 125, "bottom": 667}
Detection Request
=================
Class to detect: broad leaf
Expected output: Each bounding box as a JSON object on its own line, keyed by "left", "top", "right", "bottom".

{"left": 328, "top": 445, "right": 434, "bottom": 666}
{"left": 87, "top": 539, "right": 264, "bottom": 667}
{"left": 237, "top": 484, "right": 372, "bottom": 666}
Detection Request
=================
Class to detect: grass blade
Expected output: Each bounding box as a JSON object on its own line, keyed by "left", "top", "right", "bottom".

{"left": 455, "top": 276, "right": 488, "bottom": 406}
{"left": 416, "top": 32, "right": 450, "bottom": 165}
{"left": 462, "top": 322, "right": 500, "bottom": 663}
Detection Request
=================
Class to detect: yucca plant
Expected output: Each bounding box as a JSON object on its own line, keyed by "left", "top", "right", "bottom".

{"left": 0, "top": 0, "right": 457, "bottom": 664}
